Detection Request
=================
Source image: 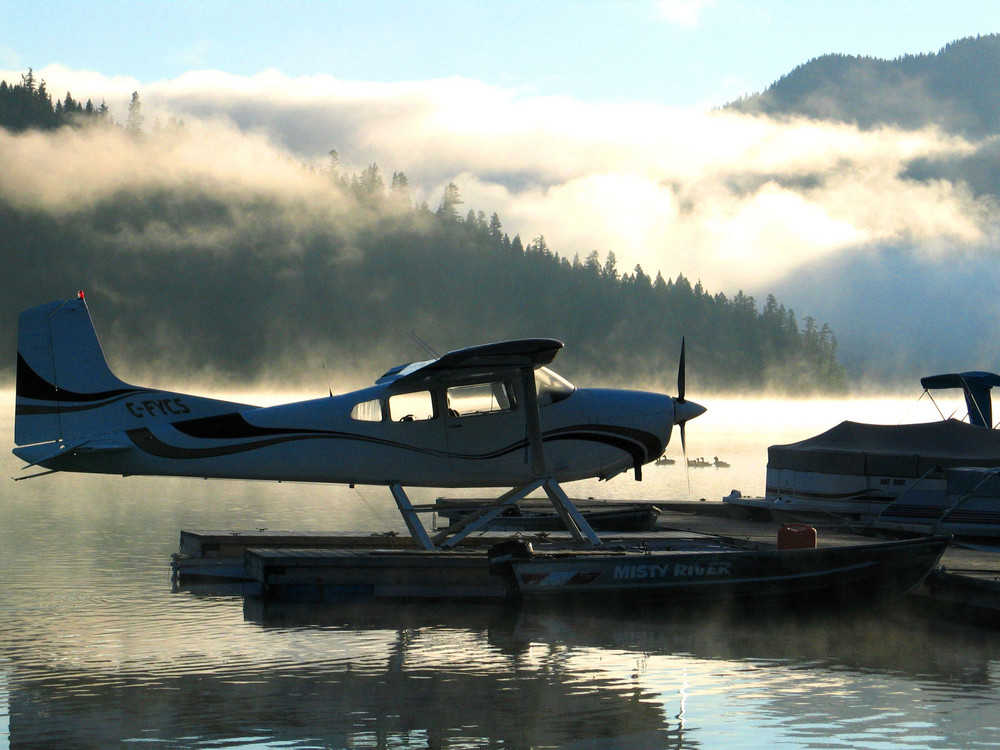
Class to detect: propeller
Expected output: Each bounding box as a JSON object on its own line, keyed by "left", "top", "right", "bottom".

{"left": 672, "top": 337, "right": 707, "bottom": 492}
{"left": 678, "top": 336, "right": 686, "bottom": 403}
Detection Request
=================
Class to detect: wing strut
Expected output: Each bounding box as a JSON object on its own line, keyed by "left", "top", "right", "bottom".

{"left": 386, "top": 364, "right": 604, "bottom": 550}
{"left": 387, "top": 478, "right": 602, "bottom": 550}
{"left": 390, "top": 358, "right": 604, "bottom": 550}
{"left": 389, "top": 483, "right": 436, "bottom": 550}
{"left": 521, "top": 367, "right": 547, "bottom": 477}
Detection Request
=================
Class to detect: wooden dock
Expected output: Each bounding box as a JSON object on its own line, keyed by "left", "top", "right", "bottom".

{"left": 178, "top": 529, "right": 420, "bottom": 558}
{"left": 244, "top": 547, "right": 510, "bottom": 602}
{"left": 173, "top": 526, "right": 736, "bottom": 594}
{"left": 173, "top": 501, "right": 1000, "bottom": 626}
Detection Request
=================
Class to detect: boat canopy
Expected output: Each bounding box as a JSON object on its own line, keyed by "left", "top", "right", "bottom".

{"left": 920, "top": 371, "right": 1000, "bottom": 427}
{"left": 768, "top": 419, "right": 1000, "bottom": 477}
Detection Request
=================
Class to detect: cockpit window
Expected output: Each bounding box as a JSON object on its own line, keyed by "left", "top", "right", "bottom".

{"left": 535, "top": 367, "right": 575, "bottom": 405}
{"left": 447, "top": 382, "right": 515, "bottom": 417}
{"left": 389, "top": 391, "right": 435, "bottom": 422}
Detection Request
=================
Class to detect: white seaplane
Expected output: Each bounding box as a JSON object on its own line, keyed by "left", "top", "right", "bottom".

{"left": 12, "top": 293, "right": 705, "bottom": 549}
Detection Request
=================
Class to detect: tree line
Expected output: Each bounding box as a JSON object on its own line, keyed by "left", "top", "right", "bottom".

{"left": 0, "top": 69, "right": 155, "bottom": 134}
{"left": 0, "top": 69, "right": 111, "bottom": 131}
{"left": 0, "top": 71, "right": 845, "bottom": 393}
{"left": 725, "top": 34, "right": 1000, "bottom": 139}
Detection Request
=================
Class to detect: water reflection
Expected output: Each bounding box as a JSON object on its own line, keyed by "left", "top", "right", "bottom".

{"left": 10, "top": 591, "right": 1000, "bottom": 749}
{"left": 9, "top": 605, "right": 678, "bottom": 749}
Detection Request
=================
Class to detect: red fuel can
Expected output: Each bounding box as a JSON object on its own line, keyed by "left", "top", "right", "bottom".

{"left": 777, "top": 523, "right": 818, "bottom": 550}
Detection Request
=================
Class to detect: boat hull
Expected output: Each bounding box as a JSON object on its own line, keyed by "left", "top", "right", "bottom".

{"left": 436, "top": 499, "right": 661, "bottom": 532}
{"left": 742, "top": 419, "right": 1000, "bottom": 535}
{"left": 499, "top": 536, "right": 949, "bottom": 610}
{"left": 875, "top": 468, "right": 1000, "bottom": 537}
{"left": 725, "top": 466, "right": 1000, "bottom": 538}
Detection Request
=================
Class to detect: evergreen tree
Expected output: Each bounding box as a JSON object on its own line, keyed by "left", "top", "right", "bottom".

{"left": 356, "top": 163, "right": 384, "bottom": 199}
{"left": 488, "top": 213, "right": 503, "bottom": 244}
{"left": 436, "top": 182, "right": 463, "bottom": 221}
{"left": 124, "top": 91, "right": 144, "bottom": 136}
{"left": 390, "top": 171, "right": 411, "bottom": 206}
{"left": 601, "top": 251, "right": 619, "bottom": 280}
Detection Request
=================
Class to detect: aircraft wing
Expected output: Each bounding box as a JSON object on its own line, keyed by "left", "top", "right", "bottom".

{"left": 376, "top": 338, "right": 564, "bottom": 387}
{"left": 920, "top": 372, "right": 1000, "bottom": 390}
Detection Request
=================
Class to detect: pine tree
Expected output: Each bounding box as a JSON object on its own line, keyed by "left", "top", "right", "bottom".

{"left": 436, "top": 182, "right": 463, "bottom": 221}
{"left": 124, "top": 91, "right": 144, "bottom": 136}
{"left": 356, "top": 163, "right": 384, "bottom": 198}
{"left": 488, "top": 213, "right": 503, "bottom": 244}
{"left": 390, "top": 171, "right": 411, "bottom": 206}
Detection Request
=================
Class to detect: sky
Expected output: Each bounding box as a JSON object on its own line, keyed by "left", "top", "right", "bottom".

{"left": 4, "top": 0, "right": 998, "bottom": 109}
{"left": 3, "top": 0, "right": 1000, "bottom": 378}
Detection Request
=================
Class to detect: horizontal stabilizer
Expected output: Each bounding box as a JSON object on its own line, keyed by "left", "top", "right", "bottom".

{"left": 13, "top": 435, "right": 131, "bottom": 470}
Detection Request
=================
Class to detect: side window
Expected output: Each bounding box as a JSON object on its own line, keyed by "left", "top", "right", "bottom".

{"left": 388, "top": 391, "right": 435, "bottom": 422}
{"left": 447, "top": 382, "right": 515, "bottom": 417}
{"left": 350, "top": 399, "right": 383, "bottom": 422}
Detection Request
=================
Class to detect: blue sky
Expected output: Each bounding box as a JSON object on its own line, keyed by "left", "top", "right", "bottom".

{"left": 4, "top": 0, "right": 1000, "bottom": 108}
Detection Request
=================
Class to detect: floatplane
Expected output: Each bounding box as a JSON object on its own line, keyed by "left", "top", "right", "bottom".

{"left": 13, "top": 294, "right": 951, "bottom": 607}
{"left": 12, "top": 293, "right": 705, "bottom": 550}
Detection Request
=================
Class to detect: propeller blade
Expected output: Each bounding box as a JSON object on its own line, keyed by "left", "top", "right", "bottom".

{"left": 673, "top": 336, "right": 705, "bottom": 495}
{"left": 677, "top": 337, "right": 686, "bottom": 403}
{"left": 681, "top": 421, "right": 691, "bottom": 494}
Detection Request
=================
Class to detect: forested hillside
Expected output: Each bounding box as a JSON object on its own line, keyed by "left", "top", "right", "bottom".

{"left": 0, "top": 69, "right": 112, "bottom": 131}
{"left": 0, "top": 71, "right": 844, "bottom": 393}
{"left": 726, "top": 35, "right": 1000, "bottom": 138}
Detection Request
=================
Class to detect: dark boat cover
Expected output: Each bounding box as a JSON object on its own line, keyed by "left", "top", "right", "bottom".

{"left": 768, "top": 419, "right": 1000, "bottom": 477}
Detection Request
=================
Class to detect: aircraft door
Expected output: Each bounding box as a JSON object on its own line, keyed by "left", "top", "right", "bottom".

{"left": 444, "top": 379, "right": 532, "bottom": 483}
{"left": 383, "top": 388, "right": 452, "bottom": 484}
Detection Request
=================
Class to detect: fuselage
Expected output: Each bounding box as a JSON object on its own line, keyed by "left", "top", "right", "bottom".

{"left": 20, "top": 372, "right": 676, "bottom": 487}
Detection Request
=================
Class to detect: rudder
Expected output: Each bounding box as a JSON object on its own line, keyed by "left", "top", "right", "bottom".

{"left": 15, "top": 294, "right": 138, "bottom": 446}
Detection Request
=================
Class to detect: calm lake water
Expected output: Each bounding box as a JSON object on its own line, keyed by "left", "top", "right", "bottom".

{"left": 3, "top": 393, "right": 1000, "bottom": 749}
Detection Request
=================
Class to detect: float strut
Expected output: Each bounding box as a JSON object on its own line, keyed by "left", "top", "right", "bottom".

{"left": 389, "top": 483, "right": 436, "bottom": 550}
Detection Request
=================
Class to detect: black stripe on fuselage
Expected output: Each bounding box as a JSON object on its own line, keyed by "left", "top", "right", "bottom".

{"left": 125, "top": 427, "right": 455, "bottom": 461}
{"left": 545, "top": 424, "right": 665, "bottom": 466}
{"left": 170, "top": 412, "right": 327, "bottom": 439}
{"left": 128, "top": 418, "right": 663, "bottom": 467}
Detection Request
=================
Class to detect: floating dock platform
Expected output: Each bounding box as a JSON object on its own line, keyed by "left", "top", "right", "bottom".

{"left": 244, "top": 548, "right": 509, "bottom": 602}
{"left": 174, "top": 526, "right": 738, "bottom": 599}
{"left": 173, "top": 502, "right": 1000, "bottom": 626}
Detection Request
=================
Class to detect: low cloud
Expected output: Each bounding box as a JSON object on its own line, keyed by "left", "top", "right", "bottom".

{"left": 4, "top": 64, "right": 1000, "bottom": 379}
{"left": 655, "top": 0, "right": 718, "bottom": 28}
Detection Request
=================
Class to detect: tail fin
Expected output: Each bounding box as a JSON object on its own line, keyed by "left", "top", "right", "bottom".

{"left": 15, "top": 294, "right": 140, "bottom": 446}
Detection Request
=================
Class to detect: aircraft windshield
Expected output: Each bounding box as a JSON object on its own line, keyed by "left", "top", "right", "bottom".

{"left": 535, "top": 367, "right": 575, "bottom": 405}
